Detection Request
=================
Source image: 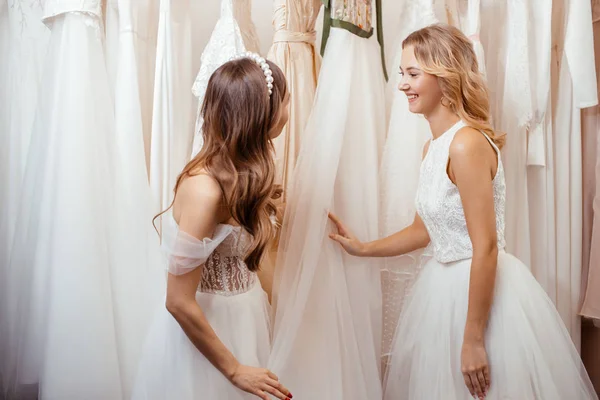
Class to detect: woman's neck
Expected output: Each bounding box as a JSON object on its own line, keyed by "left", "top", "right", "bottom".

{"left": 425, "top": 106, "right": 461, "bottom": 139}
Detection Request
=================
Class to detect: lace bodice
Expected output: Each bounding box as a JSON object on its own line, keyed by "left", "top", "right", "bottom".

{"left": 163, "top": 215, "right": 257, "bottom": 296}
{"left": 199, "top": 226, "right": 257, "bottom": 295}
{"left": 415, "top": 121, "right": 506, "bottom": 263}
{"left": 189, "top": 0, "right": 260, "bottom": 158}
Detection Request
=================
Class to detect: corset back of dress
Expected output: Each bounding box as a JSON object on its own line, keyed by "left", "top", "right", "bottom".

{"left": 415, "top": 121, "right": 506, "bottom": 263}
{"left": 199, "top": 227, "right": 257, "bottom": 296}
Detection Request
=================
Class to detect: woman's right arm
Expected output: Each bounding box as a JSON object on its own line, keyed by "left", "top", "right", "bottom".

{"left": 329, "top": 139, "right": 431, "bottom": 258}
{"left": 329, "top": 212, "right": 430, "bottom": 257}
{"left": 166, "top": 175, "right": 291, "bottom": 400}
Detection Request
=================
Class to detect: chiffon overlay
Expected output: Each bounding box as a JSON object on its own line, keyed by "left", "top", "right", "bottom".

{"left": 268, "top": 1, "right": 387, "bottom": 397}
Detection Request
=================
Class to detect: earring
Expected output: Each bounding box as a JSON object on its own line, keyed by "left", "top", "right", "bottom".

{"left": 441, "top": 97, "right": 452, "bottom": 107}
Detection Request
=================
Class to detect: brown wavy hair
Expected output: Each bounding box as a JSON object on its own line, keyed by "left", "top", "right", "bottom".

{"left": 403, "top": 24, "right": 505, "bottom": 149}
{"left": 155, "top": 58, "right": 287, "bottom": 271}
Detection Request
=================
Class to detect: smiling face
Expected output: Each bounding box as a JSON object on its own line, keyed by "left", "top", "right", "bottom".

{"left": 398, "top": 45, "right": 445, "bottom": 118}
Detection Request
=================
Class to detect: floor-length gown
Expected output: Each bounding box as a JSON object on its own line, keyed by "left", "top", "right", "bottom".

{"left": 378, "top": 0, "right": 438, "bottom": 373}
{"left": 189, "top": 0, "right": 260, "bottom": 158}
{"left": 261, "top": 0, "right": 322, "bottom": 299}
{"left": 108, "top": 0, "right": 167, "bottom": 396}
{"left": 2, "top": 1, "right": 164, "bottom": 398}
{"left": 267, "top": 0, "right": 321, "bottom": 205}
{"left": 132, "top": 214, "right": 271, "bottom": 400}
{"left": 267, "top": 1, "right": 386, "bottom": 398}
{"left": 383, "top": 120, "right": 598, "bottom": 400}
{"left": 106, "top": 0, "right": 160, "bottom": 173}
{"left": 149, "top": 0, "right": 195, "bottom": 226}
{"left": 0, "top": 0, "right": 50, "bottom": 394}
{"left": 546, "top": 0, "right": 598, "bottom": 347}
{"left": 580, "top": 0, "right": 600, "bottom": 322}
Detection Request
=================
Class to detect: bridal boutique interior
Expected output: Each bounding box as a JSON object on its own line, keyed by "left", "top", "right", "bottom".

{"left": 1, "top": 0, "right": 600, "bottom": 398}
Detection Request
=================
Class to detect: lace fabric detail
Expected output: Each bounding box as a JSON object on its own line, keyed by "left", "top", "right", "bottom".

{"left": 163, "top": 215, "right": 257, "bottom": 297}
{"left": 415, "top": 121, "right": 506, "bottom": 263}
{"left": 330, "top": 0, "right": 372, "bottom": 32}
{"left": 199, "top": 228, "right": 258, "bottom": 296}
{"left": 189, "top": 0, "right": 260, "bottom": 158}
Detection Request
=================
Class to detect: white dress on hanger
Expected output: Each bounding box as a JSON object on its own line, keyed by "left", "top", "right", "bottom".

{"left": 132, "top": 214, "right": 271, "bottom": 400}
{"left": 378, "top": 0, "right": 437, "bottom": 372}
{"left": 0, "top": 0, "right": 50, "bottom": 393}
{"left": 268, "top": 1, "right": 386, "bottom": 398}
{"left": 149, "top": 0, "right": 195, "bottom": 226}
{"left": 3, "top": 1, "right": 122, "bottom": 398}
{"left": 189, "top": 0, "right": 260, "bottom": 158}
{"left": 107, "top": 0, "right": 168, "bottom": 396}
{"left": 106, "top": 0, "right": 160, "bottom": 173}
{"left": 2, "top": 1, "right": 165, "bottom": 398}
{"left": 383, "top": 120, "right": 598, "bottom": 400}
{"left": 481, "top": 0, "right": 532, "bottom": 269}
{"left": 547, "top": 0, "right": 598, "bottom": 348}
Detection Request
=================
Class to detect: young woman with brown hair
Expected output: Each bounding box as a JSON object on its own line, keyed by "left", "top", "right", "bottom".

{"left": 132, "top": 53, "right": 292, "bottom": 400}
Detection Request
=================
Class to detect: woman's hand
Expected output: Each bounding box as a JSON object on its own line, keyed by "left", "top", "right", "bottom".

{"left": 461, "top": 340, "right": 490, "bottom": 399}
{"left": 230, "top": 365, "right": 292, "bottom": 400}
{"left": 328, "top": 212, "right": 366, "bottom": 256}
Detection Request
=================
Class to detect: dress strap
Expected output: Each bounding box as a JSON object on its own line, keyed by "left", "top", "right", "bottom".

{"left": 479, "top": 131, "right": 500, "bottom": 156}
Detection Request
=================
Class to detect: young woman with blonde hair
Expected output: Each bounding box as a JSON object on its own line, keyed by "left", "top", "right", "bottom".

{"left": 329, "top": 24, "right": 597, "bottom": 399}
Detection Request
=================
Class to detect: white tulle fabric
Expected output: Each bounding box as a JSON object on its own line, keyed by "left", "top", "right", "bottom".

{"left": 1, "top": 3, "right": 165, "bottom": 398}
{"left": 149, "top": 0, "right": 195, "bottom": 230}
{"left": 268, "top": 28, "right": 386, "bottom": 400}
{"left": 0, "top": 2, "right": 49, "bottom": 391}
{"left": 161, "top": 216, "right": 235, "bottom": 275}
{"left": 160, "top": 215, "right": 260, "bottom": 296}
{"left": 189, "top": 0, "right": 260, "bottom": 158}
{"left": 378, "top": 0, "right": 437, "bottom": 373}
{"left": 383, "top": 121, "right": 598, "bottom": 400}
{"left": 132, "top": 215, "right": 271, "bottom": 400}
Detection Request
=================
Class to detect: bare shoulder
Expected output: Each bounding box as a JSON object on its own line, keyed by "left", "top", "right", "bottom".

{"left": 449, "top": 126, "right": 497, "bottom": 180}
{"left": 449, "top": 126, "right": 493, "bottom": 158}
{"left": 174, "top": 173, "right": 223, "bottom": 219}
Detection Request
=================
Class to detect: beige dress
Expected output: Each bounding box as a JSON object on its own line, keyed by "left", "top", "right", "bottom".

{"left": 261, "top": 0, "right": 322, "bottom": 298}
{"left": 267, "top": 0, "right": 322, "bottom": 206}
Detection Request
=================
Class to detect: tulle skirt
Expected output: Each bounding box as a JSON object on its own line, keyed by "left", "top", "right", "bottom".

{"left": 132, "top": 281, "right": 272, "bottom": 400}
{"left": 384, "top": 251, "right": 598, "bottom": 400}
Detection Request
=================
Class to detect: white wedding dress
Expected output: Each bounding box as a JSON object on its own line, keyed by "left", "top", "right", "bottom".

{"left": 1, "top": 1, "right": 165, "bottom": 398}
{"left": 189, "top": 0, "right": 260, "bottom": 158}
{"left": 132, "top": 214, "right": 271, "bottom": 400}
{"left": 0, "top": 2, "right": 49, "bottom": 392}
{"left": 268, "top": 1, "right": 387, "bottom": 398}
{"left": 383, "top": 120, "right": 598, "bottom": 400}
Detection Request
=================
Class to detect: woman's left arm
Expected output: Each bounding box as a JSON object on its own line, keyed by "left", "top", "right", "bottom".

{"left": 449, "top": 127, "right": 499, "bottom": 399}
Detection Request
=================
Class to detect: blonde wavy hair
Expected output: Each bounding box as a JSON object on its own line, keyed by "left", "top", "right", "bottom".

{"left": 403, "top": 23, "right": 505, "bottom": 149}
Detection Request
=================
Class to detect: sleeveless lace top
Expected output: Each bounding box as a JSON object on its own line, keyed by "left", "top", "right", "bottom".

{"left": 415, "top": 120, "right": 506, "bottom": 263}
{"left": 162, "top": 215, "right": 257, "bottom": 296}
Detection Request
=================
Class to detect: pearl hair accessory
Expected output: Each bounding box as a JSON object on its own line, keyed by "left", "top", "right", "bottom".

{"left": 229, "top": 51, "right": 274, "bottom": 96}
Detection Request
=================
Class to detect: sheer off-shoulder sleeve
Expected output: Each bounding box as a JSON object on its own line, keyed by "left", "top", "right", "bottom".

{"left": 161, "top": 216, "right": 234, "bottom": 275}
